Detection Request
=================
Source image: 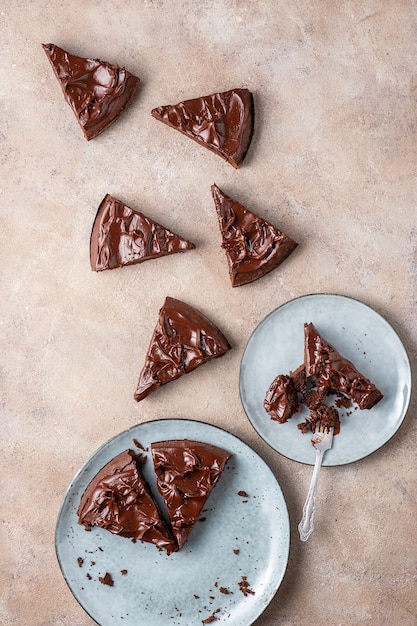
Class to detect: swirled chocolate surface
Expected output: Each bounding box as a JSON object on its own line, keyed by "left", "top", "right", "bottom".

{"left": 134, "top": 297, "right": 231, "bottom": 401}
{"left": 304, "top": 322, "right": 383, "bottom": 410}
{"left": 264, "top": 374, "right": 300, "bottom": 423}
{"left": 211, "top": 184, "right": 298, "bottom": 287}
{"left": 90, "top": 194, "right": 195, "bottom": 271}
{"left": 151, "top": 88, "right": 254, "bottom": 168}
{"left": 77, "top": 450, "right": 177, "bottom": 554}
{"left": 151, "top": 439, "right": 232, "bottom": 549}
{"left": 42, "top": 44, "right": 140, "bottom": 140}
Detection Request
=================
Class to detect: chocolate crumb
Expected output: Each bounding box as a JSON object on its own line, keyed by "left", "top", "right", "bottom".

{"left": 77, "top": 557, "right": 84, "bottom": 568}
{"left": 202, "top": 607, "right": 221, "bottom": 623}
{"left": 233, "top": 549, "right": 240, "bottom": 555}
{"left": 120, "top": 569, "right": 128, "bottom": 575}
{"left": 238, "top": 576, "right": 255, "bottom": 596}
{"left": 86, "top": 573, "right": 92, "bottom": 580}
{"left": 335, "top": 394, "right": 351, "bottom": 408}
{"left": 219, "top": 587, "right": 230, "bottom": 594}
{"left": 99, "top": 572, "right": 114, "bottom": 587}
{"left": 238, "top": 490, "right": 249, "bottom": 498}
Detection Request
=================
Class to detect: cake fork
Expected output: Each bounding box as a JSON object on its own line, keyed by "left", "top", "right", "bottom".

{"left": 298, "top": 423, "right": 334, "bottom": 541}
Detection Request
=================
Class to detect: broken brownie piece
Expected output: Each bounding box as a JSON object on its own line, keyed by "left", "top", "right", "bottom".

{"left": 263, "top": 374, "right": 299, "bottom": 423}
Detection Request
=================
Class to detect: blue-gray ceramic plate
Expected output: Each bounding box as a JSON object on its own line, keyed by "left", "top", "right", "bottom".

{"left": 56, "top": 419, "right": 290, "bottom": 625}
{"left": 240, "top": 294, "right": 411, "bottom": 466}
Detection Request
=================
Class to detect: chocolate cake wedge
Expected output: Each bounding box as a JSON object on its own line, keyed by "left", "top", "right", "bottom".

{"left": 134, "top": 297, "right": 230, "bottom": 401}
{"left": 151, "top": 440, "right": 232, "bottom": 549}
{"left": 77, "top": 450, "right": 177, "bottom": 555}
{"left": 151, "top": 88, "right": 254, "bottom": 168}
{"left": 264, "top": 323, "right": 383, "bottom": 436}
{"left": 303, "top": 322, "right": 383, "bottom": 410}
{"left": 211, "top": 184, "right": 298, "bottom": 287}
{"left": 90, "top": 194, "right": 195, "bottom": 271}
{"left": 42, "top": 44, "right": 140, "bottom": 140}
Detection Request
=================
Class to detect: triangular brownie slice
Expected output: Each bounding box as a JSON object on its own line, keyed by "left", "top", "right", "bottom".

{"left": 211, "top": 184, "right": 298, "bottom": 287}
{"left": 42, "top": 44, "right": 140, "bottom": 140}
{"left": 77, "top": 449, "right": 177, "bottom": 555}
{"left": 151, "top": 88, "right": 254, "bottom": 168}
{"left": 151, "top": 440, "right": 232, "bottom": 549}
{"left": 90, "top": 194, "right": 195, "bottom": 271}
{"left": 304, "top": 322, "right": 383, "bottom": 410}
{"left": 134, "top": 297, "right": 230, "bottom": 401}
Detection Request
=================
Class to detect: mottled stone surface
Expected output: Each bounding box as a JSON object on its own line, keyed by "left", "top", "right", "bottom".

{"left": 1, "top": 1, "right": 416, "bottom": 624}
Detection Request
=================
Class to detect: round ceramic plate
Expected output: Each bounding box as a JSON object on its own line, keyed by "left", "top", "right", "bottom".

{"left": 240, "top": 294, "right": 411, "bottom": 466}
{"left": 56, "top": 419, "right": 290, "bottom": 626}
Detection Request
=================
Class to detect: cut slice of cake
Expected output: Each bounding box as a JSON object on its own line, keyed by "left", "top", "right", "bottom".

{"left": 134, "top": 297, "right": 231, "bottom": 401}
{"left": 211, "top": 184, "right": 298, "bottom": 287}
{"left": 77, "top": 449, "right": 177, "bottom": 555}
{"left": 151, "top": 439, "right": 232, "bottom": 549}
{"left": 42, "top": 44, "right": 140, "bottom": 140}
{"left": 264, "top": 323, "right": 383, "bottom": 436}
{"left": 151, "top": 88, "right": 254, "bottom": 168}
{"left": 304, "top": 322, "right": 383, "bottom": 410}
{"left": 90, "top": 194, "right": 195, "bottom": 271}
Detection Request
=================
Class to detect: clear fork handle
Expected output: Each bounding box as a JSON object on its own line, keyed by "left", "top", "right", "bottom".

{"left": 298, "top": 447, "right": 325, "bottom": 541}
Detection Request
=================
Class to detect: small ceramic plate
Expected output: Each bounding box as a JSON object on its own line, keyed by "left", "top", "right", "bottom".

{"left": 56, "top": 419, "right": 290, "bottom": 626}
{"left": 240, "top": 294, "right": 411, "bottom": 466}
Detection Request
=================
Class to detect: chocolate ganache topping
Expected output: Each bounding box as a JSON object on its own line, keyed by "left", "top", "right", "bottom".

{"left": 211, "top": 184, "right": 298, "bottom": 287}
{"left": 151, "top": 88, "right": 254, "bottom": 168}
{"left": 151, "top": 440, "right": 232, "bottom": 549}
{"left": 264, "top": 374, "right": 300, "bottom": 423}
{"left": 77, "top": 450, "right": 177, "bottom": 554}
{"left": 304, "top": 322, "right": 383, "bottom": 410}
{"left": 134, "top": 297, "right": 231, "bottom": 401}
{"left": 90, "top": 194, "right": 195, "bottom": 271}
{"left": 42, "top": 44, "right": 140, "bottom": 140}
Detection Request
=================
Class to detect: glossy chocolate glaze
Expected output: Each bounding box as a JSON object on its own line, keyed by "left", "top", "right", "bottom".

{"left": 304, "top": 322, "right": 383, "bottom": 410}
{"left": 211, "top": 184, "right": 298, "bottom": 287}
{"left": 151, "top": 440, "right": 232, "bottom": 549}
{"left": 263, "top": 374, "right": 300, "bottom": 423}
{"left": 151, "top": 88, "right": 254, "bottom": 168}
{"left": 77, "top": 450, "right": 177, "bottom": 554}
{"left": 90, "top": 194, "right": 195, "bottom": 271}
{"left": 134, "top": 297, "right": 231, "bottom": 401}
{"left": 42, "top": 44, "right": 140, "bottom": 140}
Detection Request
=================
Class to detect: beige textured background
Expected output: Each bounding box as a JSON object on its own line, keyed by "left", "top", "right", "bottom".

{"left": 1, "top": 1, "right": 417, "bottom": 624}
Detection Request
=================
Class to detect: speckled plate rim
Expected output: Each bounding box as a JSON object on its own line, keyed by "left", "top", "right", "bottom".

{"left": 55, "top": 418, "right": 290, "bottom": 626}
{"left": 239, "top": 293, "right": 411, "bottom": 466}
